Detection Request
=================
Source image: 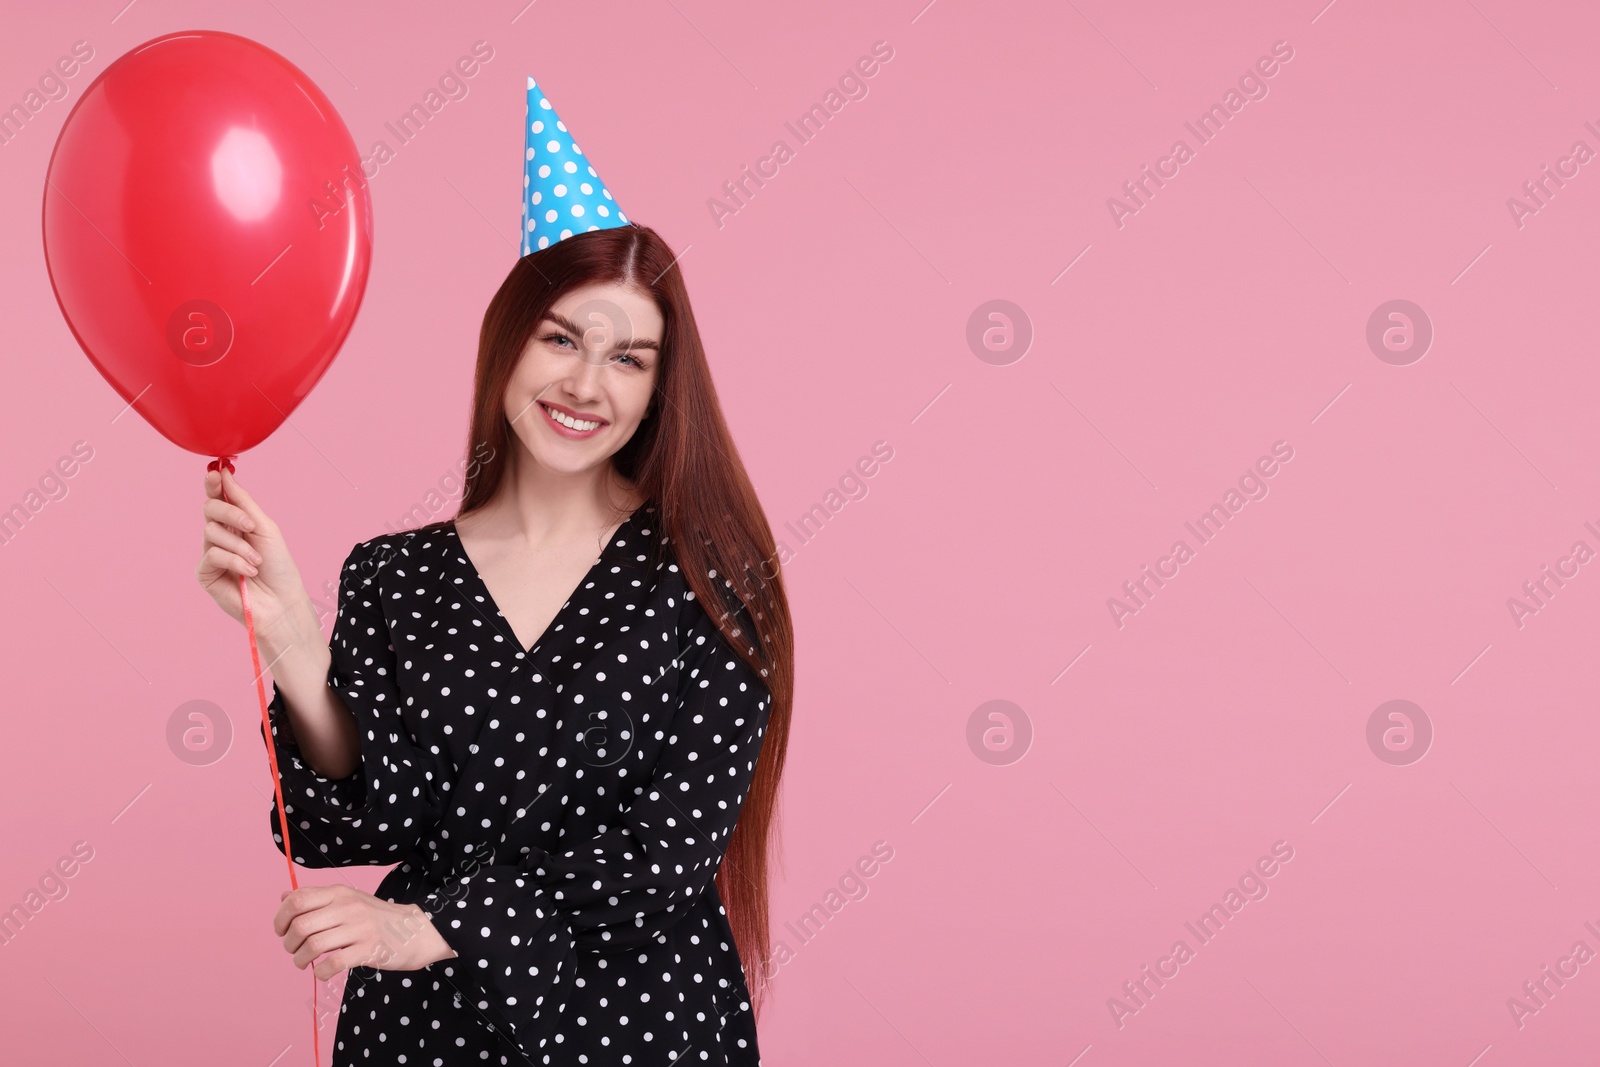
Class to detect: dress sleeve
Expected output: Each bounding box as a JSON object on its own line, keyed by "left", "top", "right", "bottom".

{"left": 260, "top": 537, "right": 444, "bottom": 868}
{"left": 418, "top": 589, "right": 773, "bottom": 1055}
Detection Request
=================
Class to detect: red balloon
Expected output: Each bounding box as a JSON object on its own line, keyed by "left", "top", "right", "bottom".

{"left": 42, "top": 30, "right": 373, "bottom": 458}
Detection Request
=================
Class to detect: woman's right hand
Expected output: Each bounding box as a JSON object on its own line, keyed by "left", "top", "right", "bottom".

{"left": 197, "top": 465, "right": 309, "bottom": 637}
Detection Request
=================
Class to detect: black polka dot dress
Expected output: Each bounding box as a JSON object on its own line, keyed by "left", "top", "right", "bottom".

{"left": 259, "top": 501, "right": 772, "bottom": 1065}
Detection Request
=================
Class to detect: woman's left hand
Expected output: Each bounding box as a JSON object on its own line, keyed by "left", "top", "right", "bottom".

{"left": 274, "top": 884, "right": 458, "bottom": 980}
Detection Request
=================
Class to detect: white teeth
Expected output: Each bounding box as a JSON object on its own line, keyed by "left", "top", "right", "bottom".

{"left": 543, "top": 403, "right": 601, "bottom": 431}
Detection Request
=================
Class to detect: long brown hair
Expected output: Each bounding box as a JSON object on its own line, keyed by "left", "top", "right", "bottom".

{"left": 447, "top": 224, "right": 792, "bottom": 1017}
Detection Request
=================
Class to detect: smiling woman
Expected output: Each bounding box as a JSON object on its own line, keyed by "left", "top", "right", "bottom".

{"left": 513, "top": 296, "right": 661, "bottom": 446}
{"left": 203, "top": 220, "right": 795, "bottom": 1067}
{"left": 193, "top": 70, "right": 794, "bottom": 1065}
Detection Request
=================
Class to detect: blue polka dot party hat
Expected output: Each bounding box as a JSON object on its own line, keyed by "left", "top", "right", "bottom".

{"left": 522, "top": 76, "right": 630, "bottom": 255}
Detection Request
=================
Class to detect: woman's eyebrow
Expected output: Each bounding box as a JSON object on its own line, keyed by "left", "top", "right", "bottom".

{"left": 542, "top": 312, "right": 661, "bottom": 352}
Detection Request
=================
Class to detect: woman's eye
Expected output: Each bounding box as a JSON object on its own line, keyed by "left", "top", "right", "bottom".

{"left": 544, "top": 333, "right": 644, "bottom": 368}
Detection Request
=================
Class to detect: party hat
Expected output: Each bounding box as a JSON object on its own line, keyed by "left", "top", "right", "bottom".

{"left": 522, "top": 76, "right": 630, "bottom": 255}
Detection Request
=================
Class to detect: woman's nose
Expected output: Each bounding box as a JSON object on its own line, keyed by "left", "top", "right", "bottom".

{"left": 568, "top": 349, "right": 609, "bottom": 387}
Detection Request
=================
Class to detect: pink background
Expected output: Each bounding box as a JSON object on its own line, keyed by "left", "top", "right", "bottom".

{"left": 3, "top": 0, "right": 1598, "bottom": 1063}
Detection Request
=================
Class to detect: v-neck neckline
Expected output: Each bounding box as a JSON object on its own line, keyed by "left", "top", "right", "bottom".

{"left": 447, "top": 505, "right": 645, "bottom": 658}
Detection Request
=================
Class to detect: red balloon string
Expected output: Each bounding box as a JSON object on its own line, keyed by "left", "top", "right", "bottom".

{"left": 209, "top": 455, "right": 322, "bottom": 1067}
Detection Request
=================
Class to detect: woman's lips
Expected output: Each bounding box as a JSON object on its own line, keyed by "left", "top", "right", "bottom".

{"left": 538, "top": 400, "right": 606, "bottom": 439}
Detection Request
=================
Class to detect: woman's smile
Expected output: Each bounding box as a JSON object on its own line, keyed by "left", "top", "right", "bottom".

{"left": 538, "top": 398, "right": 608, "bottom": 438}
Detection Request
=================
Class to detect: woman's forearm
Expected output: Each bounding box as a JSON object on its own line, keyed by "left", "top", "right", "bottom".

{"left": 257, "top": 594, "right": 362, "bottom": 780}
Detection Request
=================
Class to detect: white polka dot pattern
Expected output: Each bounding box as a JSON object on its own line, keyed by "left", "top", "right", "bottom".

{"left": 522, "top": 75, "right": 630, "bottom": 257}
{"left": 261, "top": 503, "right": 771, "bottom": 1064}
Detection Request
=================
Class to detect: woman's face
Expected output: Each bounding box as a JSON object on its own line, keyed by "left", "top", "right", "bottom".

{"left": 504, "top": 281, "right": 663, "bottom": 479}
